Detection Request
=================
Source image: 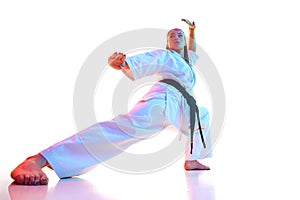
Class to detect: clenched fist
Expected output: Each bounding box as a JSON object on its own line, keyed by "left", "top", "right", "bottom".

{"left": 108, "top": 52, "right": 126, "bottom": 70}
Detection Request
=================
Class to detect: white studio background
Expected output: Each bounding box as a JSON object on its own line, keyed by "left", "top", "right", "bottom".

{"left": 1, "top": 0, "right": 300, "bottom": 199}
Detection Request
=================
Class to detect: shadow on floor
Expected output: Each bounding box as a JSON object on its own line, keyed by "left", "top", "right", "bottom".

{"left": 8, "top": 178, "right": 108, "bottom": 200}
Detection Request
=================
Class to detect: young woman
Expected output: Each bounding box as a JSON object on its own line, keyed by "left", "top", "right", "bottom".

{"left": 11, "top": 19, "right": 211, "bottom": 185}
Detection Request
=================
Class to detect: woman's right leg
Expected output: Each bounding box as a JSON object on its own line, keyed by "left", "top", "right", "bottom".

{"left": 11, "top": 86, "right": 168, "bottom": 185}
{"left": 11, "top": 121, "right": 142, "bottom": 185}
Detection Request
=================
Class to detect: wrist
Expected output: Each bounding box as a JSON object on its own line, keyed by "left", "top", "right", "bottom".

{"left": 120, "top": 61, "right": 130, "bottom": 69}
{"left": 120, "top": 61, "right": 126, "bottom": 67}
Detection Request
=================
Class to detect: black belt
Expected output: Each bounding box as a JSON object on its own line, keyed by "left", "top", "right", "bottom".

{"left": 160, "top": 79, "right": 206, "bottom": 154}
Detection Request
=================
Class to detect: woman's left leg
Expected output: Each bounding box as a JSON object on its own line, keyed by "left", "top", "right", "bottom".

{"left": 184, "top": 106, "right": 212, "bottom": 170}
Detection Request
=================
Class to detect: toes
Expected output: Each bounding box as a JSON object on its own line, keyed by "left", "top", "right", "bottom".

{"left": 40, "top": 174, "right": 49, "bottom": 185}
{"left": 24, "top": 175, "right": 30, "bottom": 185}
{"left": 201, "top": 165, "right": 210, "bottom": 170}
{"left": 13, "top": 175, "right": 25, "bottom": 185}
{"left": 30, "top": 175, "right": 36, "bottom": 185}
{"left": 35, "top": 175, "right": 41, "bottom": 185}
{"left": 14, "top": 174, "right": 46, "bottom": 185}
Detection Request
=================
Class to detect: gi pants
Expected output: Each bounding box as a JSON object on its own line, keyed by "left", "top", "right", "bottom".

{"left": 41, "top": 84, "right": 211, "bottom": 178}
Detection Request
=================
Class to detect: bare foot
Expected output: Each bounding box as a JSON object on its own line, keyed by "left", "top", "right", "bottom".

{"left": 184, "top": 160, "right": 210, "bottom": 170}
{"left": 11, "top": 154, "right": 49, "bottom": 185}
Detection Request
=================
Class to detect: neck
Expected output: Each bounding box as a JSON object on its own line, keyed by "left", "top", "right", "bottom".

{"left": 171, "top": 48, "right": 184, "bottom": 57}
{"left": 171, "top": 47, "right": 189, "bottom": 65}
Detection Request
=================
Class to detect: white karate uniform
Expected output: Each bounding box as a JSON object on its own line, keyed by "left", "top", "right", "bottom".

{"left": 41, "top": 49, "right": 211, "bottom": 178}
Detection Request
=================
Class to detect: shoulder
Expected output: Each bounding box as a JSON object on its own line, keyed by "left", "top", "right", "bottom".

{"left": 188, "top": 50, "right": 199, "bottom": 59}
{"left": 188, "top": 50, "right": 199, "bottom": 65}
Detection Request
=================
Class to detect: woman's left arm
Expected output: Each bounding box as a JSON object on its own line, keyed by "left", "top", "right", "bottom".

{"left": 182, "top": 19, "right": 196, "bottom": 52}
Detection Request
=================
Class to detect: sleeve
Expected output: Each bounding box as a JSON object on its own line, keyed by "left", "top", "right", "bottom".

{"left": 188, "top": 50, "right": 199, "bottom": 66}
{"left": 121, "top": 67, "right": 134, "bottom": 81}
{"left": 124, "top": 50, "right": 169, "bottom": 81}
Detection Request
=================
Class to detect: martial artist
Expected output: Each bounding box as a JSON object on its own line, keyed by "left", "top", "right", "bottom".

{"left": 11, "top": 19, "right": 211, "bottom": 185}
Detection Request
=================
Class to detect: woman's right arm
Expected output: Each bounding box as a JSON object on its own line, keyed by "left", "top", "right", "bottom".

{"left": 109, "top": 50, "right": 168, "bottom": 81}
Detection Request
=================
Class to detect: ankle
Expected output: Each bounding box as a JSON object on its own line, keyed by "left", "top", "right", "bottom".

{"left": 26, "top": 154, "right": 48, "bottom": 168}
